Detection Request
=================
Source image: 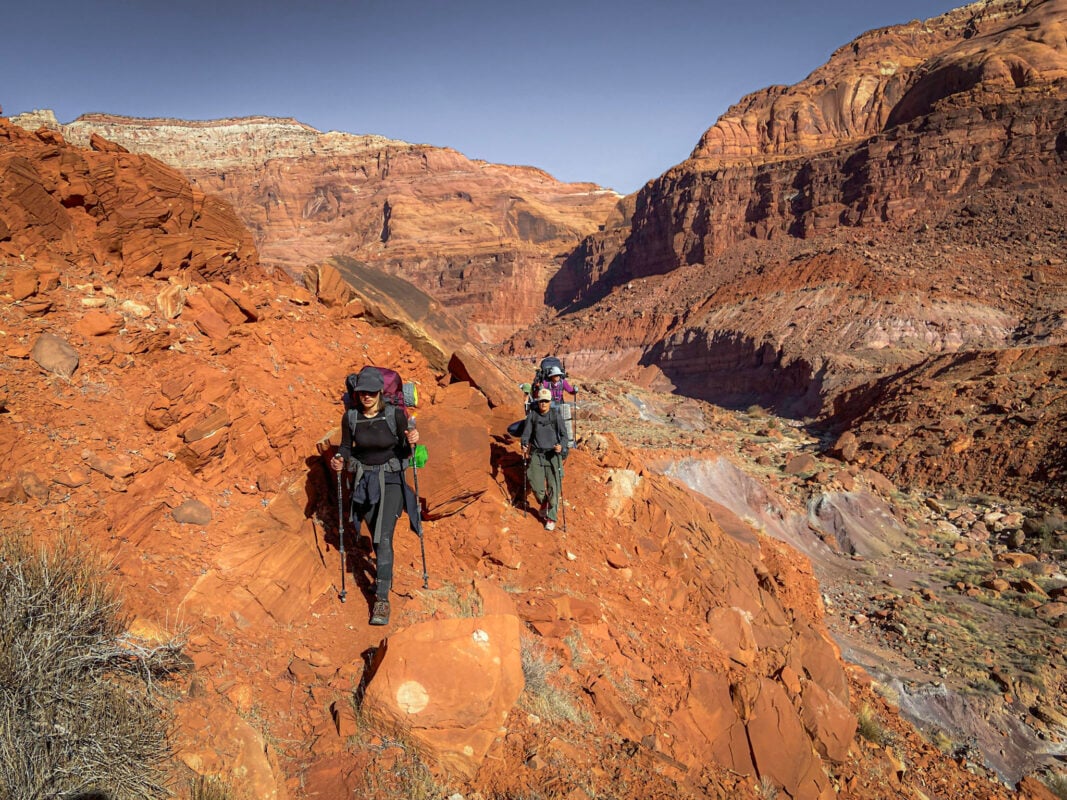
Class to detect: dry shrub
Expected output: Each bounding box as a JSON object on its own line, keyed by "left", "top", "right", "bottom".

{"left": 856, "top": 704, "right": 891, "bottom": 747}
{"left": 0, "top": 533, "right": 185, "bottom": 800}
{"left": 344, "top": 706, "right": 443, "bottom": 800}
{"left": 518, "top": 634, "right": 586, "bottom": 724}
{"left": 188, "top": 773, "right": 237, "bottom": 800}
{"left": 1044, "top": 771, "right": 1067, "bottom": 800}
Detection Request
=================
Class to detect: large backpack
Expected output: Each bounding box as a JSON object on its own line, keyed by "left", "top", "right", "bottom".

{"left": 343, "top": 366, "right": 419, "bottom": 440}
{"left": 530, "top": 357, "right": 577, "bottom": 448}
{"left": 533, "top": 356, "right": 565, "bottom": 387}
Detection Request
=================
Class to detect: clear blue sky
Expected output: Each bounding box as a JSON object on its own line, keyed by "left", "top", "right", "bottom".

{"left": 4, "top": 0, "right": 959, "bottom": 194}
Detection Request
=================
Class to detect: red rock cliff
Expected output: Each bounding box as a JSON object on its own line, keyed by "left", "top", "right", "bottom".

{"left": 512, "top": 0, "right": 1067, "bottom": 423}
{"left": 13, "top": 112, "right": 620, "bottom": 343}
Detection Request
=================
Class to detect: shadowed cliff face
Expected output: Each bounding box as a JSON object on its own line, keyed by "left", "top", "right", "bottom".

{"left": 10, "top": 112, "right": 621, "bottom": 344}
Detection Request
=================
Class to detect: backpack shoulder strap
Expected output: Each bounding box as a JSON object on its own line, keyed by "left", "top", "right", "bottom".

{"left": 386, "top": 404, "right": 402, "bottom": 441}
{"left": 349, "top": 406, "right": 398, "bottom": 440}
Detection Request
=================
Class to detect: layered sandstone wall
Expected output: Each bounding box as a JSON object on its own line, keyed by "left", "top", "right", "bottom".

{"left": 0, "top": 118, "right": 259, "bottom": 282}
{"left": 690, "top": 0, "right": 1035, "bottom": 164}
{"left": 12, "top": 112, "right": 620, "bottom": 343}
{"left": 523, "top": 0, "right": 1067, "bottom": 423}
{"left": 553, "top": 0, "right": 1067, "bottom": 305}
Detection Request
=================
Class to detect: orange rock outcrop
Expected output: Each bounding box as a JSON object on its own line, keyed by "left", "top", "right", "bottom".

{"left": 12, "top": 112, "right": 621, "bottom": 343}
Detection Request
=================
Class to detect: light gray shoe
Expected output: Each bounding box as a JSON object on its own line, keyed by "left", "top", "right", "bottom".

{"left": 544, "top": 520, "right": 555, "bottom": 531}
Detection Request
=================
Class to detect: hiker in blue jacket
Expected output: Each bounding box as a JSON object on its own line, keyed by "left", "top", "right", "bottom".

{"left": 330, "top": 367, "right": 419, "bottom": 626}
{"left": 521, "top": 388, "right": 568, "bottom": 531}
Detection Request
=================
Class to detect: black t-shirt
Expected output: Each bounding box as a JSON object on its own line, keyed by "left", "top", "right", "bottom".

{"left": 339, "top": 406, "right": 409, "bottom": 466}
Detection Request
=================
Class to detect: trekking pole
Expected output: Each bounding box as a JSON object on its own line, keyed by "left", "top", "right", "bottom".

{"left": 408, "top": 417, "right": 429, "bottom": 589}
{"left": 573, "top": 391, "right": 578, "bottom": 444}
{"left": 522, "top": 449, "right": 528, "bottom": 510}
{"left": 558, "top": 453, "right": 567, "bottom": 533}
{"left": 336, "top": 467, "right": 347, "bottom": 603}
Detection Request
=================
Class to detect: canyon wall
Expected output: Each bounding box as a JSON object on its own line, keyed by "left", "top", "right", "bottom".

{"left": 1, "top": 113, "right": 1021, "bottom": 800}
{"left": 11, "top": 112, "right": 620, "bottom": 343}
{"left": 510, "top": 0, "right": 1067, "bottom": 422}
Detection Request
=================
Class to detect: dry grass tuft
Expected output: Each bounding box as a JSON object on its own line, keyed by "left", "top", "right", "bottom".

{"left": 856, "top": 704, "right": 891, "bottom": 747}
{"left": 0, "top": 532, "right": 186, "bottom": 799}
{"left": 345, "top": 706, "right": 444, "bottom": 800}
{"left": 518, "top": 634, "right": 586, "bottom": 725}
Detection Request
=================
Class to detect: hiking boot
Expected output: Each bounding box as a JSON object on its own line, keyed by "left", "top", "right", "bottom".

{"left": 369, "top": 599, "right": 390, "bottom": 626}
{"left": 544, "top": 520, "right": 555, "bottom": 531}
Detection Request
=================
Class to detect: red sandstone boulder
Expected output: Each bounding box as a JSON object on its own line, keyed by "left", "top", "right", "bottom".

{"left": 30, "top": 333, "right": 78, "bottom": 378}
{"left": 179, "top": 483, "right": 333, "bottom": 626}
{"left": 303, "top": 261, "right": 354, "bottom": 308}
{"left": 173, "top": 694, "right": 288, "bottom": 800}
{"left": 415, "top": 400, "right": 490, "bottom": 519}
{"left": 361, "top": 613, "right": 524, "bottom": 779}
{"left": 447, "top": 344, "right": 519, "bottom": 409}
{"left": 74, "top": 309, "right": 123, "bottom": 337}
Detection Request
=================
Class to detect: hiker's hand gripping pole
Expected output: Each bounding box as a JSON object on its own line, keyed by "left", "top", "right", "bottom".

{"left": 407, "top": 417, "right": 429, "bottom": 589}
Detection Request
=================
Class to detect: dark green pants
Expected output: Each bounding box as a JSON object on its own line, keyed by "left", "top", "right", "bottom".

{"left": 527, "top": 450, "right": 562, "bottom": 521}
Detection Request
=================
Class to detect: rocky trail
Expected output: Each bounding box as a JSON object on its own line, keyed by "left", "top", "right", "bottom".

{"left": 574, "top": 377, "right": 1067, "bottom": 789}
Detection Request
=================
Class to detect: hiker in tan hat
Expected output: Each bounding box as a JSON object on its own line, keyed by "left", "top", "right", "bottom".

{"left": 520, "top": 387, "right": 569, "bottom": 530}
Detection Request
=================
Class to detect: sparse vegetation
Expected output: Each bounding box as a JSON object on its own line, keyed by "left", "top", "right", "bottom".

{"left": 418, "top": 582, "right": 482, "bottom": 619}
{"left": 188, "top": 773, "right": 237, "bottom": 800}
{"left": 354, "top": 738, "right": 441, "bottom": 800}
{"left": 0, "top": 532, "right": 186, "bottom": 799}
{"left": 1043, "top": 770, "right": 1067, "bottom": 800}
{"left": 1024, "top": 511, "right": 1067, "bottom": 553}
{"left": 757, "top": 775, "right": 779, "bottom": 799}
{"left": 928, "top": 728, "right": 956, "bottom": 754}
{"left": 856, "top": 704, "right": 891, "bottom": 746}
{"left": 519, "top": 634, "right": 586, "bottom": 724}
{"left": 344, "top": 705, "right": 444, "bottom": 800}
{"left": 563, "top": 628, "right": 589, "bottom": 668}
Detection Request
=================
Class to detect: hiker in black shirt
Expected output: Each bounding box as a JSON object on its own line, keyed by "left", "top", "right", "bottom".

{"left": 521, "top": 387, "right": 568, "bottom": 531}
{"left": 330, "top": 367, "right": 419, "bottom": 626}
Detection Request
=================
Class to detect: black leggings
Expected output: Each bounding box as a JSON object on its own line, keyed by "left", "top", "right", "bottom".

{"left": 366, "top": 482, "right": 405, "bottom": 600}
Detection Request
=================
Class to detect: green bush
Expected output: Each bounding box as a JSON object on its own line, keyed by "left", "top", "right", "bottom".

{"left": 0, "top": 533, "right": 185, "bottom": 800}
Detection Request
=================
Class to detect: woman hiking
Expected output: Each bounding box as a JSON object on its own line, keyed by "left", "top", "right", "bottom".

{"left": 521, "top": 388, "right": 569, "bottom": 531}
{"left": 533, "top": 364, "right": 576, "bottom": 405}
{"left": 330, "top": 366, "right": 420, "bottom": 626}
